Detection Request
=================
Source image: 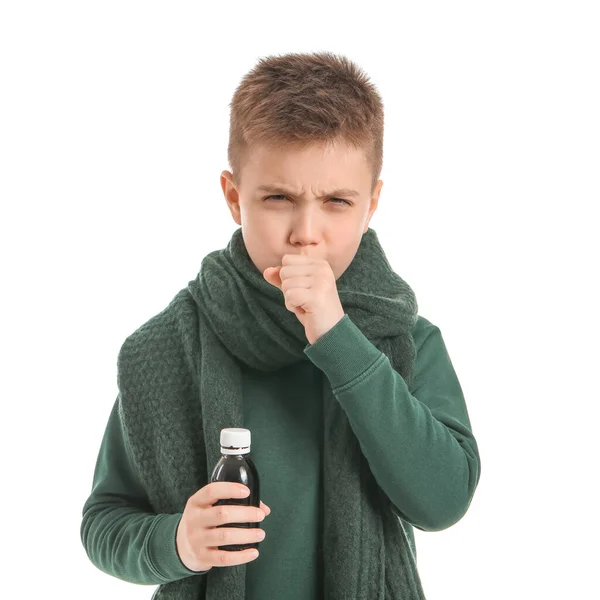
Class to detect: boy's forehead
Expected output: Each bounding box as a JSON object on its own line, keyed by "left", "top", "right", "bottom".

{"left": 241, "top": 143, "right": 371, "bottom": 195}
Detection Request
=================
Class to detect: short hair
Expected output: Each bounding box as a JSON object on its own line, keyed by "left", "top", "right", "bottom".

{"left": 227, "top": 51, "right": 384, "bottom": 194}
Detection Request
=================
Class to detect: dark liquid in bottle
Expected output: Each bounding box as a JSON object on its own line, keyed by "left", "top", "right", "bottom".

{"left": 210, "top": 453, "right": 261, "bottom": 551}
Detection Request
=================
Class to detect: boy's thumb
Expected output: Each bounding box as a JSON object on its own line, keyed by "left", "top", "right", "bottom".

{"left": 263, "top": 266, "right": 281, "bottom": 286}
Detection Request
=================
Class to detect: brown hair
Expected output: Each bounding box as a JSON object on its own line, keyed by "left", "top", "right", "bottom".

{"left": 227, "top": 51, "right": 384, "bottom": 194}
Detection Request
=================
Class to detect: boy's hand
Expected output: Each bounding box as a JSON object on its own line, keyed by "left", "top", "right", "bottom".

{"left": 176, "top": 482, "right": 270, "bottom": 572}
{"left": 263, "top": 248, "right": 345, "bottom": 345}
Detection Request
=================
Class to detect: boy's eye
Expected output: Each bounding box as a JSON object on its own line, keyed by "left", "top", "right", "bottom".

{"left": 265, "top": 195, "right": 350, "bottom": 205}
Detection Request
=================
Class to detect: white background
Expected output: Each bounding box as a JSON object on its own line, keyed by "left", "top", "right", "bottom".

{"left": 1, "top": 1, "right": 598, "bottom": 598}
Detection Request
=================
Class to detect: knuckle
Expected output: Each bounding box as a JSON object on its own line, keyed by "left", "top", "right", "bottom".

{"left": 216, "top": 505, "right": 229, "bottom": 522}
{"left": 218, "top": 527, "right": 231, "bottom": 543}
{"left": 219, "top": 551, "right": 230, "bottom": 566}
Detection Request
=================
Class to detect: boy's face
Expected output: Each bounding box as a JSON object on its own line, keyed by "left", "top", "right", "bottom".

{"left": 221, "top": 139, "right": 382, "bottom": 281}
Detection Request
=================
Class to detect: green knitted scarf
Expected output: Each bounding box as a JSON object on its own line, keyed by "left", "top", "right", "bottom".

{"left": 122, "top": 226, "right": 427, "bottom": 599}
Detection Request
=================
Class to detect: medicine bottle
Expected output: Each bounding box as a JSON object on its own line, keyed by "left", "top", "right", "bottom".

{"left": 210, "top": 428, "right": 261, "bottom": 551}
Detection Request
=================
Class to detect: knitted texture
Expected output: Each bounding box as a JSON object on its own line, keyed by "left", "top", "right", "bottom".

{"left": 118, "top": 226, "right": 427, "bottom": 599}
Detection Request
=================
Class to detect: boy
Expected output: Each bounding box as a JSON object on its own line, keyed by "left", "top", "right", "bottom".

{"left": 81, "top": 51, "right": 481, "bottom": 600}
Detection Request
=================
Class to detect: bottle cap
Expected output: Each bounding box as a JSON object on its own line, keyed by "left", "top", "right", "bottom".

{"left": 220, "top": 428, "right": 251, "bottom": 455}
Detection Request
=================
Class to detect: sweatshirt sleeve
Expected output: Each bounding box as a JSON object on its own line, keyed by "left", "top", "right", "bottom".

{"left": 80, "top": 395, "right": 211, "bottom": 584}
{"left": 304, "top": 314, "right": 481, "bottom": 532}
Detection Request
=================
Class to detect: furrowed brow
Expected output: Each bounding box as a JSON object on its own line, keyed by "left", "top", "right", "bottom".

{"left": 257, "top": 184, "right": 360, "bottom": 198}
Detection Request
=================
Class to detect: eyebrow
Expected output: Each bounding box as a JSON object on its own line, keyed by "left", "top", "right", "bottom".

{"left": 256, "top": 184, "right": 360, "bottom": 198}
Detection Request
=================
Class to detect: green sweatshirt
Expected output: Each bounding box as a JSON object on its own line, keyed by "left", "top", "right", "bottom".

{"left": 81, "top": 313, "right": 481, "bottom": 599}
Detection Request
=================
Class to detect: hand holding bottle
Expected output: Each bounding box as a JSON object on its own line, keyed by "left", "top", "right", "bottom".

{"left": 176, "top": 482, "right": 270, "bottom": 572}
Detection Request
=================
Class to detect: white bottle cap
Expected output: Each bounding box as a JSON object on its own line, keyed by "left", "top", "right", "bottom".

{"left": 220, "top": 428, "right": 251, "bottom": 455}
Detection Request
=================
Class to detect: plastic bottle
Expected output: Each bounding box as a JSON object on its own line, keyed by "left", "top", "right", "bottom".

{"left": 210, "top": 427, "right": 261, "bottom": 552}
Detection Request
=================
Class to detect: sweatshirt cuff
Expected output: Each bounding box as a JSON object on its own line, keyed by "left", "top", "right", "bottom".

{"left": 303, "top": 314, "right": 384, "bottom": 390}
{"left": 146, "top": 513, "right": 211, "bottom": 581}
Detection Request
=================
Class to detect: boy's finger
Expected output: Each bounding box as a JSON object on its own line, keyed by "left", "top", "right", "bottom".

{"left": 260, "top": 500, "right": 271, "bottom": 515}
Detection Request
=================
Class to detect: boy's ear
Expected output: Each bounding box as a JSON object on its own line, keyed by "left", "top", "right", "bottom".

{"left": 220, "top": 170, "right": 236, "bottom": 198}
{"left": 364, "top": 179, "right": 383, "bottom": 232}
{"left": 221, "top": 170, "right": 242, "bottom": 225}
